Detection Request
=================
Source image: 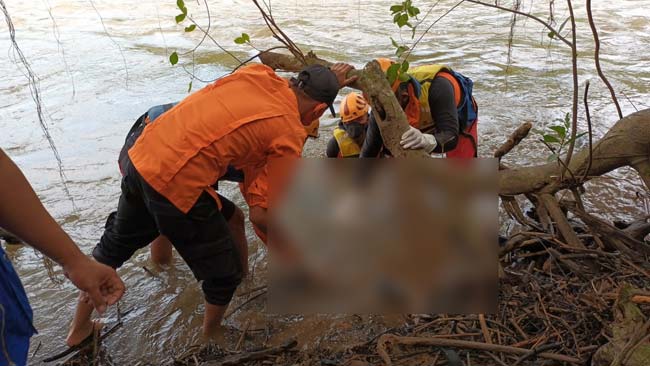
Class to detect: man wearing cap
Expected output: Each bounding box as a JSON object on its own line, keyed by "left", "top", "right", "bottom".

{"left": 66, "top": 62, "right": 357, "bottom": 346}
{"left": 326, "top": 92, "right": 370, "bottom": 158}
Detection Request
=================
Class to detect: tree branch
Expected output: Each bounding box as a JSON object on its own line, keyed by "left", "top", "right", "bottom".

{"left": 586, "top": 0, "right": 623, "bottom": 119}
{"left": 464, "top": 0, "right": 572, "bottom": 48}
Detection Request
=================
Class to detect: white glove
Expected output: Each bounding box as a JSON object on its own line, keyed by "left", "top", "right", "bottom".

{"left": 400, "top": 126, "right": 438, "bottom": 153}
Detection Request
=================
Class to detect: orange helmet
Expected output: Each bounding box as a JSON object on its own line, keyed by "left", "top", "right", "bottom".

{"left": 340, "top": 92, "right": 369, "bottom": 124}
{"left": 376, "top": 58, "right": 395, "bottom": 73}
{"left": 375, "top": 58, "right": 401, "bottom": 92}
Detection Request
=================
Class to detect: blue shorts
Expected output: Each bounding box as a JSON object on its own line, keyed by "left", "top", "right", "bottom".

{"left": 0, "top": 245, "right": 37, "bottom": 366}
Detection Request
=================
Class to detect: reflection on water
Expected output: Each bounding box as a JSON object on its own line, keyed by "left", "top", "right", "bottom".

{"left": 1, "top": 0, "right": 649, "bottom": 363}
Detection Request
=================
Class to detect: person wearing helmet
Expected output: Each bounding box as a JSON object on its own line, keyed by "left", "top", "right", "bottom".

{"left": 361, "top": 58, "right": 478, "bottom": 159}
{"left": 66, "top": 62, "right": 358, "bottom": 347}
{"left": 326, "top": 92, "right": 370, "bottom": 158}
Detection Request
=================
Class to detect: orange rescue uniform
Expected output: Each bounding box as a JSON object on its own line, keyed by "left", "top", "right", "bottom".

{"left": 128, "top": 64, "right": 307, "bottom": 213}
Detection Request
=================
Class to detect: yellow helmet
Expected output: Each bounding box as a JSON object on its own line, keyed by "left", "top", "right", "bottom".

{"left": 340, "top": 92, "right": 370, "bottom": 124}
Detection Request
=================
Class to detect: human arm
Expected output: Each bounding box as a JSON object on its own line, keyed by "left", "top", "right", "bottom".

{"left": 326, "top": 137, "right": 340, "bottom": 158}
{"left": 428, "top": 76, "right": 460, "bottom": 153}
{"left": 0, "top": 149, "right": 124, "bottom": 314}
{"left": 359, "top": 114, "right": 385, "bottom": 158}
{"left": 400, "top": 76, "right": 459, "bottom": 153}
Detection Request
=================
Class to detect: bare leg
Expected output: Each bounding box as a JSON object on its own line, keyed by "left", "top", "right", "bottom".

{"left": 66, "top": 292, "right": 101, "bottom": 346}
{"left": 150, "top": 235, "right": 173, "bottom": 266}
{"left": 202, "top": 301, "right": 228, "bottom": 339}
{"left": 228, "top": 207, "right": 249, "bottom": 277}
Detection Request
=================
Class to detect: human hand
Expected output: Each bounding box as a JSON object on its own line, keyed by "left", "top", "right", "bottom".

{"left": 400, "top": 126, "right": 438, "bottom": 153}
{"left": 330, "top": 63, "right": 358, "bottom": 89}
{"left": 64, "top": 257, "right": 125, "bottom": 314}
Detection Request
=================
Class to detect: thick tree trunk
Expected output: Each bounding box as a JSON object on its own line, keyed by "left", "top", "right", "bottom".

{"left": 258, "top": 51, "right": 650, "bottom": 194}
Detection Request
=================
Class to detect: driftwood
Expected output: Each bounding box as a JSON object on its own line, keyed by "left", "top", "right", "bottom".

{"left": 203, "top": 339, "right": 297, "bottom": 366}
{"left": 494, "top": 121, "right": 533, "bottom": 160}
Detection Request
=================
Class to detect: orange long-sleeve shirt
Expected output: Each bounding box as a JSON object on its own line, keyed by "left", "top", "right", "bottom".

{"left": 128, "top": 64, "right": 307, "bottom": 213}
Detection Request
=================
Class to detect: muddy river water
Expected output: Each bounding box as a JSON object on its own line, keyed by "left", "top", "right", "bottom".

{"left": 1, "top": 0, "right": 649, "bottom": 363}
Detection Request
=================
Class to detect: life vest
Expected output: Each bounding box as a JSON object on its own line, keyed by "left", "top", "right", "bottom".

{"left": 407, "top": 64, "right": 479, "bottom": 158}
{"left": 333, "top": 127, "right": 361, "bottom": 158}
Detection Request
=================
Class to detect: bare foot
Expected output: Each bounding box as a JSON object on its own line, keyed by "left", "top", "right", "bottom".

{"left": 66, "top": 320, "right": 103, "bottom": 347}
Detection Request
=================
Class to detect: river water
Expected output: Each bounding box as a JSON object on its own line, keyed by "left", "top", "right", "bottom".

{"left": 1, "top": 0, "right": 649, "bottom": 363}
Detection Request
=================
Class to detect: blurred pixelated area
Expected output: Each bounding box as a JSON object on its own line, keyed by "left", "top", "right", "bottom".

{"left": 268, "top": 158, "right": 498, "bottom": 314}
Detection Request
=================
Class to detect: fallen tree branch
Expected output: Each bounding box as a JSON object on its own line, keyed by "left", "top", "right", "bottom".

{"left": 538, "top": 193, "right": 585, "bottom": 249}
{"left": 494, "top": 121, "right": 532, "bottom": 160}
{"left": 376, "top": 334, "right": 582, "bottom": 365}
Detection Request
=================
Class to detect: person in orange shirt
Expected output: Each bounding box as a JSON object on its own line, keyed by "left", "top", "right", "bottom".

{"left": 66, "top": 62, "right": 357, "bottom": 345}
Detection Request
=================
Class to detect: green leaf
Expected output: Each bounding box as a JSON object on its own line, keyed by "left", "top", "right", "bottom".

{"left": 397, "top": 13, "right": 409, "bottom": 27}
{"left": 575, "top": 132, "right": 588, "bottom": 139}
{"left": 176, "top": 0, "right": 185, "bottom": 11}
{"left": 175, "top": 13, "right": 186, "bottom": 23}
{"left": 390, "top": 37, "right": 399, "bottom": 48}
{"left": 242, "top": 33, "right": 250, "bottom": 43}
{"left": 187, "top": 80, "right": 193, "bottom": 93}
{"left": 547, "top": 31, "right": 555, "bottom": 39}
{"left": 169, "top": 51, "right": 179, "bottom": 65}
{"left": 398, "top": 71, "right": 410, "bottom": 82}
{"left": 234, "top": 37, "right": 245, "bottom": 44}
{"left": 549, "top": 125, "right": 566, "bottom": 139}
{"left": 387, "top": 63, "right": 400, "bottom": 85}
{"left": 184, "top": 24, "right": 196, "bottom": 32}
{"left": 390, "top": 4, "right": 403, "bottom": 13}
{"left": 543, "top": 134, "right": 560, "bottom": 144}
{"left": 401, "top": 60, "right": 409, "bottom": 72}
{"left": 393, "top": 13, "right": 401, "bottom": 23}
{"left": 407, "top": 5, "right": 420, "bottom": 17}
{"left": 395, "top": 45, "right": 408, "bottom": 58}
{"left": 558, "top": 17, "right": 571, "bottom": 33}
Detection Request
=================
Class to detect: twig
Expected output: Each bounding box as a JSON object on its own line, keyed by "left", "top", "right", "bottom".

{"left": 224, "top": 289, "right": 267, "bottom": 320}
{"left": 560, "top": 0, "right": 579, "bottom": 181}
{"left": 582, "top": 80, "right": 594, "bottom": 183}
{"left": 0, "top": 0, "right": 77, "bottom": 212}
{"left": 494, "top": 121, "right": 533, "bottom": 160}
{"left": 586, "top": 0, "right": 623, "bottom": 119}
{"left": 464, "top": 0, "right": 572, "bottom": 47}
{"left": 403, "top": 0, "right": 464, "bottom": 62}
{"left": 88, "top": 0, "right": 129, "bottom": 88}
{"left": 479, "top": 314, "right": 493, "bottom": 344}
{"left": 235, "top": 320, "right": 251, "bottom": 352}
{"left": 43, "top": 321, "right": 123, "bottom": 363}
{"left": 376, "top": 334, "right": 582, "bottom": 364}
{"left": 203, "top": 339, "right": 297, "bottom": 366}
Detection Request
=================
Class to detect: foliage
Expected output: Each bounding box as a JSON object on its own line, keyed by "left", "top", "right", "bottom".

{"left": 539, "top": 112, "right": 587, "bottom": 162}
{"left": 234, "top": 33, "right": 251, "bottom": 45}
{"left": 386, "top": 1, "right": 420, "bottom": 85}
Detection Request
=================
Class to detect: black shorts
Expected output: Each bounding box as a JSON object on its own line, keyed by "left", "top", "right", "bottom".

{"left": 93, "top": 158, "right": 243, "bottom": 305}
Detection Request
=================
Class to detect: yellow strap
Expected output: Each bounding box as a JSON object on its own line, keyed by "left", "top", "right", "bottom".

{"left": 333, "top": 128, "right": 361, "bottom": 157}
